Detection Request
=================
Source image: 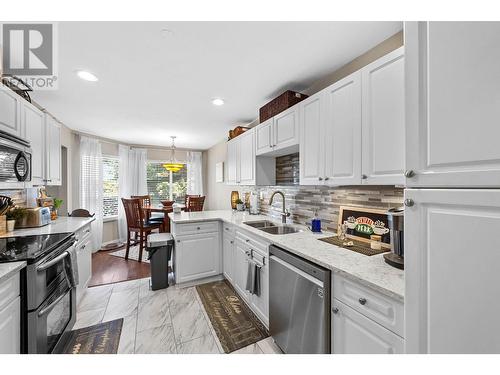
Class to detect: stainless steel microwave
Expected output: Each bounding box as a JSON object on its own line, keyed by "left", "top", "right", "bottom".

{"left": 0, "top": 129, "right": 32, "bottom": 188}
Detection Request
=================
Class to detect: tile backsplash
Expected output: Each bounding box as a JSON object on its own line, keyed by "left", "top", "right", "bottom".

{"left": 242, "top": 185, "right": 404, "bottom": 232}
{"left": 0, "top": 189, "right": 26, "bottom": 207}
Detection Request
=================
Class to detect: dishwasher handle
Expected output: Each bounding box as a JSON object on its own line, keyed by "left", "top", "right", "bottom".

{"left": 270, "top": 255, "right": 324, "bottom": 287}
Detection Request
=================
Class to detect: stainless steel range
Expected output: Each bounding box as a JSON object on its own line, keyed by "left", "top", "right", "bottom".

{"left": 0, "top": 233, "right": 77, "bottom": 353}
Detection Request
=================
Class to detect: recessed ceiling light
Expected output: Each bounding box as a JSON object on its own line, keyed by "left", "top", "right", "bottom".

{"left": 212, "top": 98, "right": 224, "bottom": 106}
{"left": 76, "top": 70, "right": 98, "bottom": 82}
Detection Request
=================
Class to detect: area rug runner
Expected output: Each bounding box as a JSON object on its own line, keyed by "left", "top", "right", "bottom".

{"left": 59, "top": 319, "right": 123, "bottom": 354}
{"left": 109, "top": 246, "right": 150, "bottom": 263}
{"left": 196, "top": 280, "right": 268, "bottom": 353}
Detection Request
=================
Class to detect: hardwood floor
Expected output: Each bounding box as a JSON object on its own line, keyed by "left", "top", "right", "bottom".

{"left": 89, "top": 249, "right": 150, "bottom": 287}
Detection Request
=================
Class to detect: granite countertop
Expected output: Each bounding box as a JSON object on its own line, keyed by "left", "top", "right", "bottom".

{"left": 0, "top": 216, "right": 95, "bottom": 238}
{"left": 0, "top": 261, "right": 26, "bottom": 283}
{"left": 169, "top": 210, "right": 404, "bottom": 301}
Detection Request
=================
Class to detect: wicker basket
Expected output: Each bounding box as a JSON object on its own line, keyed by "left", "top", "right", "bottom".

{"left": 228, "top": 126, "right": 250, "bottom": 141}
{"left": 259, "top": 90, "right": 308, "bottom": 123}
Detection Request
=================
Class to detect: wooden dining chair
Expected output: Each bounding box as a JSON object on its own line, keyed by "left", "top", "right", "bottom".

{"left": 186, "top": 196, "right": 205, "bottom": 212}
{"left": 132, "top": 194, "right": 165, "bottom": 229}
{"left": 184, "top": 194, "right": 200, "bottom": 207}
{"left": 121, "top": 198, "right": 161, "bottom": 262}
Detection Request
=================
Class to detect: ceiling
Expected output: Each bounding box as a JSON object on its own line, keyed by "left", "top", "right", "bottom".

{"left": 32, "top": 21, "right": 402, "bottom": 150}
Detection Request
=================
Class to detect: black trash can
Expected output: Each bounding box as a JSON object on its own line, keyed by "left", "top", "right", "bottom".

{"left": 146, "top": 233, "right": 174, "bottom": 290}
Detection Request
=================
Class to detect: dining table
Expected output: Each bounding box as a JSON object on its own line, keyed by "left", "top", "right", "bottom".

{"left": 142, "top": 204, "right": 186, "bottom": 233}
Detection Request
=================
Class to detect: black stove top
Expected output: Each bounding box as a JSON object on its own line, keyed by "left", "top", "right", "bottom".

{"left": 0, "top": 233, "right": 73, "bottom": 263}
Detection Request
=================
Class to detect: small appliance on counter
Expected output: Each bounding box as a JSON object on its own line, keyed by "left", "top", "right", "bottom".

{"left": 249, "top": 191, "right": 260, "bottom": 214}
{"left": 384, "top": 207, "right": 404, "bottom": 269}
{"left": 16, "top": 207, "right": 51, "bottom": 228}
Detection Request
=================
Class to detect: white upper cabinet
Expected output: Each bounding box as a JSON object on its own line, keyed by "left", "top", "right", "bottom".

{"left": 239, "top": 130, "right": 255, "bottom": 185}
{"left": 45, "top": 115, "right": 62, "bottom": 186}
{"left": 273, "top": 106, "right": 299, "bottom": 153}
{"left": 0, "top": 88, "right": 21, "bottom": 137}
{"left": 299, "top": 93, "right": 325, "bottom": 185}
{"left": 21, "top": 102, "right": 45, "bottom": 186}
{"left": 405, "top": 189, "right": 500, "bottom": 353}
{"left": 325, "top": 71, "right": 362, "bottom": 186}
{"left": 362, "top": 46, "right": 405, "bottom": 185}
{"left": 405, "top": 22, "right": 500, "bottom": 187}
{"left": 255, "top": 118, "right": 274, "bottom": 155}
{"left": 226, "top": 137, "right": 239, "bottom": 184}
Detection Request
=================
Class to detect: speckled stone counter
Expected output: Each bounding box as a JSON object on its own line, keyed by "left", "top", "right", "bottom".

{"left": 0, "top": 261, "right": 26, "bottom": 283}
{"left": 169, "top": 210, "right": 404, "bottom": 301}
{"left": 0, "top": 217, "right": 95, "bottom": 238}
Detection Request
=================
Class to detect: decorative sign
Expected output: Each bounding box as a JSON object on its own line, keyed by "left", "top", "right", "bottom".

{"left": 215, "top": 162, "right": 224, "bottom": 183}
{"left": 338, "top": 206, "right": 391, "bottom": 248}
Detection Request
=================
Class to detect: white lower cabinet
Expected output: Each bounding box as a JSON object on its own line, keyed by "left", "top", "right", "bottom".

{"left": 173, "top": 222, "right": 221, "bottom": 284}
{"left": 332, "top": 299, "right": 404, "bottom": 354}
{"left": 232, "top": 240, "right": 250, "bottom": 302}
{"left": 248, "top": 249, "right": 269, "bottom": 326}
{"left": 76, "top": 225, "right": 92, "bottom": 305}
{"left": 0, "top": 273, "right": 21, "bottom": 354}
{"left": 332, "top": 273, "right": 404, "bottom": 354}
{"left": 222, "top": 226, "right": 235, "bottom": 283}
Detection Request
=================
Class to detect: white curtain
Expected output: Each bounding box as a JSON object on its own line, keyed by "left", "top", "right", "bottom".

{"left": 79, "top": 136, "right": 103, "bottom": 252}
{"left": 117, "top": 145, "right": 148, "bottom": 241}
{"left": 187, "top": 151, "right": 203, "bottom": 196}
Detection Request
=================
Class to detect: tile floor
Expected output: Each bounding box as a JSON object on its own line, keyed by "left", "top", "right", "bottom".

{"left": 75, "top": 277, "right": 282, "bottom": 354}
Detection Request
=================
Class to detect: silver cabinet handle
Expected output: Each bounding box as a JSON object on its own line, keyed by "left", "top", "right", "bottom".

{"left": 177, "top": 240, "right": 180, "bottom": 243}
{"left": 361, "top": 174, "right": 367, "bottom": 179}
{"left": 196, "top": 227, "right": 201, "bottom": 230}
{"left": 359, "top": 298, "right": 367, "bottom": 305}
{"left": 332, "top": 307, "right": 339, "bottom": 314}
{"left": 318, "top": 177, "right": 323, "bottom": 181}
{"left": 404, "top": 170, "right": 415, "bottom": 178}
{"left": 230, "top": 240, "right": 234, "bottom": 244}
{"left": 225, "top": 227, "right": 229, "bottom": 231}
{"left": 324, "top": 177, "right": 329, "bottom": 181}
{"left": 404, "top": 199, "right": 415, "bottom": 207}
{"left": 245, "top": 239, "right": 250, "bottom": 243}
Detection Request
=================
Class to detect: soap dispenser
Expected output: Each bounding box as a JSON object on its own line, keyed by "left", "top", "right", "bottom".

{"left": 310, "top": 210, "right": 322, "bottom": 233}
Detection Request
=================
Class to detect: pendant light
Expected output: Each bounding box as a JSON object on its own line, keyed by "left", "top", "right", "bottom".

{"left": 163, "top": 136, "right": 184, "bottom": 173}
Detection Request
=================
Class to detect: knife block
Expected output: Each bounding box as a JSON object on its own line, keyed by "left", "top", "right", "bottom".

{"left": 0, "top": 215, "right": 6, "bottom": 235}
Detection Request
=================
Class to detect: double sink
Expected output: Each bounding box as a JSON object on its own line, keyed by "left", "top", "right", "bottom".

{"left": 243, "top": 220, "right": 302, "bottom": 235}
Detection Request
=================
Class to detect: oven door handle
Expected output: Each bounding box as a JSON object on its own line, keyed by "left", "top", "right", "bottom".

{"left": 36, "top": 251, "right": 69, "bottom": 272}
{"left": 37, "top": 291, "right": 67, "bottom": 317}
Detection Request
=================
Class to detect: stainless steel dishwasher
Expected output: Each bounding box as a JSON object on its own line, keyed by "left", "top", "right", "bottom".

{"left": 269, "top": 245, "right": 331, "bottom": 354}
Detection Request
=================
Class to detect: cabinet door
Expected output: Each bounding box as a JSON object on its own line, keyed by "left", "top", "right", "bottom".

{"left": 324, "top": 72, "right": 362, "bottom": 186}
{"left": 299, "top": 93, "right": 325, "bottom": 185}
{"left": 332, "top": 299, "right": 404, "bottom": 354}
{"left": 0, "top": 296, "right": 21, "bottom": 354}
{"left": 362, "top": 47, "right": 405, "bottom": 185}
{"left": 405, "top": 22, "right": 500, "bottom": 187}
{"left": 232, "top": 241, "right": 250, "bottom": 302}
{"left": 222, "top": 232, "right": 234, "bottom": 283}
{"left": 273, "top": 106, "right": 299, "bottom": 152}
{"left": 46, "top": 116, "right": 62, "bottom": 186}
{"left": 76, "top": 237, "right": 92, "bottom": 305}
{"left": 405, "top": 188, "right": 500, "bottom": 353}
{"left": 22, "top": 102, "right": 45, "bottom": 186}
{"left": 0, "top": 88, "right": 21, "bottom": 137}
{"left": 239, "top": 129, "right": 255, "bottom": 185}
{"left": 176, "top": 232, "right": 221, "bottom": 284}
{"left": 226, "top": 138, "right": 239, "bottom": 185}
{"left": 249, "top": 253, "right": 269, "bottom": 327}
{"left": 255, "top": 118, "right": 274, "bottom": 155}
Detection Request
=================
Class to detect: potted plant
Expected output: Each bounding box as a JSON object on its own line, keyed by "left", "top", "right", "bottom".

{"left": 52, "top": 198, "right": 64, "bottom": 220}
{"left": 6, "top": 207, "right": 27, "bottom": 232}
{"left": 235, "top": 199, "right": 245, "bottom": 211}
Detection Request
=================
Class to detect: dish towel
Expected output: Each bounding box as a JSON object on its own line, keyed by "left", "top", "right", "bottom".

{"left": 253, "top": 263, "right": 261, "bottom": 297}
{"left": 64, "top": 246, "right": 79, "bottom": 288}
{"left": 245, "top": 260, "right": 256, "bottom": 294}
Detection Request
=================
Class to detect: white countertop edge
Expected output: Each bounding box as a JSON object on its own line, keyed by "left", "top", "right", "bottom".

{"left": 0, "top": 261, "right": 26, "bottom": 283}
{"left": 169, "top": 211, "right": 404, "bottom": 302}
{"left": 0, "top": 216, "right": 95, "bottom": 238}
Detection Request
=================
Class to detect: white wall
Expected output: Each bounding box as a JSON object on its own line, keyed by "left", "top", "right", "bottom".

{"left": 203, "top": 139, "right": 235, "bottom": 210}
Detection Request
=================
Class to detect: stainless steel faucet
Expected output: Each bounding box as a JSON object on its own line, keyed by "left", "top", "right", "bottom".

{"left": 269, "top": 190, "right": 291, "bottom": 224}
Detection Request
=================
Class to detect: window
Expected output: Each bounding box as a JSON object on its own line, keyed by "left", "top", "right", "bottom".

{"left": 102, "top": 156, "right": 119, "bottom": 218}
{"left": 147, "top": 161, "right": 187, "bottom": 205}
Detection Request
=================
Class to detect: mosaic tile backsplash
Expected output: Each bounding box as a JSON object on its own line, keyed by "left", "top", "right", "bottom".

{"left": 242, "top": 185, "right": 404, "bottom": 232}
